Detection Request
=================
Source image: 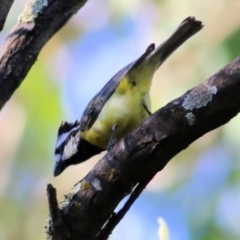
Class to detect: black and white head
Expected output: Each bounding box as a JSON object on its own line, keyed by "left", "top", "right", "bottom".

{"left": 54, "top": 121, "right": 104, "bottom": 177}
{"left": 54, "top": 121, "right": 81, "bottom": 177}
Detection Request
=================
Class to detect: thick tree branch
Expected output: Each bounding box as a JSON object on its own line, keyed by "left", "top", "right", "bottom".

{"left": 0, "top": 0, "right": 87, "bottom": 110}
{"left": 0, "top": 0, "right": 14, "bottom": 31}
{"left": 47, "top": 56, "right": 240, "bottom": 239}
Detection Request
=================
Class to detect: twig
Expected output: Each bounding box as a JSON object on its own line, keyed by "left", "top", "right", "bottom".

{"left": 47, "top": 184, "right": 69, "bottom": 240}
{"left": 96, "top": 174, "right": 155, "bottom": 240}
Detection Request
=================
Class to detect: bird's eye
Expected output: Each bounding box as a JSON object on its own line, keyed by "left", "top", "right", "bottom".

{"left": 55, "top": 147, "right": 62, "bottom": 154}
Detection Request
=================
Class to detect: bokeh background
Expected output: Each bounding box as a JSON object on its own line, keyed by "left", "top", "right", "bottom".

{"left": 0, "top": 0, "right": 240, "bottom": 239}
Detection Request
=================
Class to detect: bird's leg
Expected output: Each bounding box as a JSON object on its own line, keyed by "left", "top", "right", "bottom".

{"left": 107, "top": 124, "right": 118, "bottom": 151}
{"left": 142, "top": 101, "right": 152, "bottom": 116}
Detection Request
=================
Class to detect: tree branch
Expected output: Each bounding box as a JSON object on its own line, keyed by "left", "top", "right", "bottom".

{"left": 0, "top": 0, "right": 14, "bottom": 31}
{"left": 0, "top": 0, "right": 87, "bottom": 110}
{"left": 47, "top": 56, "right": 240, "bottom": 239}
{"left": 46, "top": 184, "right": 70, "bottom": 240}
{"left": 95, "top": 174, "right": 155, "bottom": 240}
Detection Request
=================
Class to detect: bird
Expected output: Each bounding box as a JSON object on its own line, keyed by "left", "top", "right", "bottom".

{"left": 54, "top": 16, "right": 203, "bottom": 177}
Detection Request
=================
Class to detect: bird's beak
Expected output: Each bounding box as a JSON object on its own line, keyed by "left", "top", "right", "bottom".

{"left": 54, "top": 160, "right": 65, "bottom": 177}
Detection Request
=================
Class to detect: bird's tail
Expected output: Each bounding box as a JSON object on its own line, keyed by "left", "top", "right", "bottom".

{"left": 148, "top": 16, "right": 203, "bottom": 69}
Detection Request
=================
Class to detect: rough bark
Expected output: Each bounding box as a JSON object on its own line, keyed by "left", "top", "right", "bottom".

{"left": 47, "top": 56, "right": 240, "bottom": 239}
{"left": 0, "top": 0, "right": 87, "bottom": 110}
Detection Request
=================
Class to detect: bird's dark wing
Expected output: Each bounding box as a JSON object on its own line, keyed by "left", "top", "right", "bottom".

{"left": 79, "top": 43, "right": 155, "bottom": 131}
{"left": 80, "top": 63, "right": 132, "bottom": 131}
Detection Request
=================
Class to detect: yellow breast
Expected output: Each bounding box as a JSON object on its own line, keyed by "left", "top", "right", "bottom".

{"left": 81, "top": 75, "right": 152, "bottom": 149}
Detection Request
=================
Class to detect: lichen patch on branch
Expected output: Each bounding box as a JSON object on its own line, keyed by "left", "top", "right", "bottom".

{"left": 59, "top": 181, "right": 82, "bottom": 209}
{"left": 182, "top": 83, "right": 217, "bottom": 111}
{"left": 18, "top": 0, "right": 48, "bottom": 23}
{"left": 45, "top": 217, "right": 52, "bottom": 240}
{"left": 185, "top": 112, "right": 196, "bottom": 125}
{"left": 92, "top": 178, "right": 102, "bottom": 191}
